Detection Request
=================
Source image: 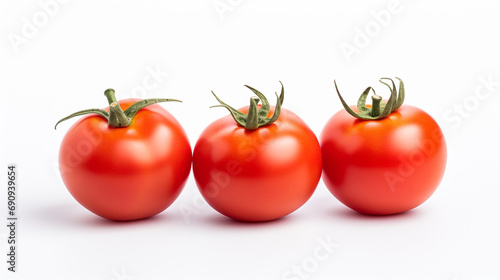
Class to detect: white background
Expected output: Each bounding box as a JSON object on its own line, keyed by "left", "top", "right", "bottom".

{"left": 1, "top": 0, "right": 499, "bottom": 279}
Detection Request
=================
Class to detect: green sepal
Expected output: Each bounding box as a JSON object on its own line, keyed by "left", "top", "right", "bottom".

{"left": 335, "top": 77, "right": 405, "bottom": 120}
{"left": 55, "top": 89, "right": 181, "bottom": 129}
{"left": 123, "top": 98, "right": 182, "bottom": 119}
{"left": 210, "top": 81, "right": 285, "bottom": 130}
{"left": 54, "top": 109, "right": 109, "bottom": 130}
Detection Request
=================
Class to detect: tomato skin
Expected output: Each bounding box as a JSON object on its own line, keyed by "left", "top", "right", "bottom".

{"left": 59, "top": 99, "right": 192, "bottom": 221}
{"left": 193, "top": 106, "right": 322, "bottom": 222}
{"left": 320, "top": 104, "right": 447, "bottom": 215}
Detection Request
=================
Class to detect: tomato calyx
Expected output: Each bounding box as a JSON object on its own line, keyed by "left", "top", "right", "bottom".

{"left": 335, "top": 77, "right": 406, "bottom": 120}
{"left": 54, "top": 89, "right": 181, "bottom": 129}
{"left": 210, "top": 82, "right": 285, "bottom": 130}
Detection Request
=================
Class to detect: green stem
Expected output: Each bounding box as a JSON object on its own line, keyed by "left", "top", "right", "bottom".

{"left": 245, "top": 96, "right": 260, "bottom": 130}
{"left": 210, "top": 82, "right": 285, "bottom": 130}
{"left": 104, "top": 89, "right": 118, "bottom": 105}
{"left": 334, "top": 77, "right": 405, "bottom": 120}
{"left": 55, "top": 88, "right": 181, "bottom": 129}
{"left": 104, "top": 88, "right": 131, "bottom": 127}
{"left": 109, "top": 102, "right": 131, "bottom": 127}
{"left": 371, "top": 95, "right": 382, "bottom": 117}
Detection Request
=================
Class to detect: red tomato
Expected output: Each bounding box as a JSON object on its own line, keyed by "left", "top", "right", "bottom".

{"left": 321, "top": 79, "right": 447, "bottom": 215}
{"left": 193, "top": 89, "right": 322, "bottom": 222}
{"left": 58, "top": 97, "right": 192, "bottom": 221}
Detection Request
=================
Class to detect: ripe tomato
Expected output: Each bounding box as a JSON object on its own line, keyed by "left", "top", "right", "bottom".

{"left": 193, "top": 83, "right": 322, "bottom": 222}
{"left": 56, "top": 89, "right": 192, "bottom": 221}
{"left": 321, "top": 78, "right": 447, "bottom": 215}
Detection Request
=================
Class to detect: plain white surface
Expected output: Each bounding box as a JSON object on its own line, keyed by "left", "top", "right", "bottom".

{"left": 1, "top": 0, "right": 500, "bottom": 279}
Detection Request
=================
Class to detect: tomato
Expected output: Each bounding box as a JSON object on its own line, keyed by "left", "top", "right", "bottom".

{"left": 193, "top": 83, "right": 322, "bottom": 222}
{"left": 56, "top": 89, "right": 192, "bottom": 221}
{"left": 320, "top": 78, "right": 447, "bottom": 215}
